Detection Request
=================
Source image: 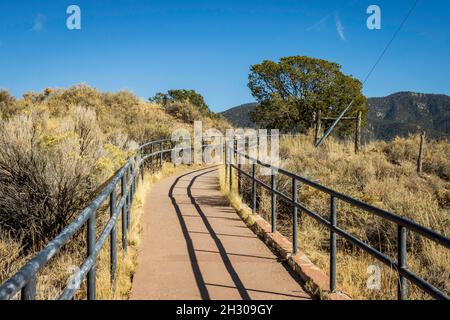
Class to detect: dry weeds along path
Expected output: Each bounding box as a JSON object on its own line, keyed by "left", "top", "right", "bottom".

{"left": 131, "top": 166, "right": 311, "bottom": 300}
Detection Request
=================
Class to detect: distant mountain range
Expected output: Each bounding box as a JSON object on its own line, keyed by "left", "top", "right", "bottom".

{"left": 220, "top": 92, "right": 450, "bottom": 141}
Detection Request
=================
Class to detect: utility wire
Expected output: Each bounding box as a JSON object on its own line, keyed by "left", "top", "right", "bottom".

{"left": 362, "top": 0, "right": 420, "bottom": 85}
{"left": 315, "top": 0, "right": 420, "bottom": 147}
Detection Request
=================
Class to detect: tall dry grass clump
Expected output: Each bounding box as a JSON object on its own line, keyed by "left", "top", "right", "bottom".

{"left": 0, "top": 110, "right": 104, "bottom": 249}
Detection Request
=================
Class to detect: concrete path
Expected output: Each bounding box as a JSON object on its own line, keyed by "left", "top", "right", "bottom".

{"left": 131, "top": 166, "right": 311, "bottom": 300}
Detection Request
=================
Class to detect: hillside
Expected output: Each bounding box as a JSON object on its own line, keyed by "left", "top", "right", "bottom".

{"left": 220, "top": 103, "right": 257, "bottom": 128}
{"left": 365, "top": 92, "right": 450, "bottom": 140}
{"left": 221, "top": 92, "right": 450, "bottom": 141}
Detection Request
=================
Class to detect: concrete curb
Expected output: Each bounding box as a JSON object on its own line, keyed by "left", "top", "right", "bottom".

{"left": 237, "top": 208, "right": 351, "bottom": 300}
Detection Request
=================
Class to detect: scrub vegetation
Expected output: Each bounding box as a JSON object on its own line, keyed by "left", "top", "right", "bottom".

{"left": 223, "top": 133, "right": 449, "bottom": 300}
{"left": 0, "top": 85, "right": 229, "bottom": 299}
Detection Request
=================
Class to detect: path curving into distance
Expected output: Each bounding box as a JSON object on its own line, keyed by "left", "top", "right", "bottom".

{"left": 131, "top": 166, "right": 311, "bottom": 300}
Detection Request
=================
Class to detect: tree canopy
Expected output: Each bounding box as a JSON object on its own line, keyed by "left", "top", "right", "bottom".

{"left": 150, "top": 89, "right": 212, "bottom": 116}
{"left": 248, "top": 56, "right": 367, "bottom": 135}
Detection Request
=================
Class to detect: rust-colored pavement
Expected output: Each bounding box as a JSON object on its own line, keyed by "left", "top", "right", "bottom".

{"left": 131, "top": 166, "right": 311, "bottom": 300}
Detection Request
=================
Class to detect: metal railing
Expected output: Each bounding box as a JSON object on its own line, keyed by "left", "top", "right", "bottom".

{"left": 0, "top": 138, "right": 177, "bottom": 300}
{"left": 225, "top": 139, "right": 450, "bottom": 300}
{"left": 2, "top": 135, "right": 448, "bottom": 300}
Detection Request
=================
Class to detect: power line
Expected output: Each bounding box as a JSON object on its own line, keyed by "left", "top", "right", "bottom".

{"left": 362, "top": 0, "right": 420, "bottom": 85}
{"left": 315, "top": 0, "right": 420, "bottom": 148}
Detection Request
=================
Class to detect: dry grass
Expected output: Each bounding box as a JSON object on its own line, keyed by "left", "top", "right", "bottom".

{"left": 97, "top": 163, "right": 200, "bottom": 300}
{"left": 0, "top": 163, "right": 201, "bottom": 300}
{"left": 0, "top": 85, "right": 228, "bottom": 300}
{"left": 221, "top": 133, "right": 449, "bottom": 300}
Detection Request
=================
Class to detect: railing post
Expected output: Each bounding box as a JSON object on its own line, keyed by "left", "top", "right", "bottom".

{"left": 229, "top": 163, "right": 233, "bottom": 192}
{"left": 292, "top": 178, "right": 298, "bottom": 255}
{"left": 271, "top": 169, "right": 277, "bottom": 233}
{"left": 160, "top": 142, "right": 163, "bottom": 167}
{"left": 130, "top": 171, "right": 134, "bottom": 202}
{"left": 132, "top": 175, "right": 136, "bottom": 201}
{"left": 398, "top": 225, "right": 408, "bottom": 300}
{"left": 237, "top": 155, "right": 242, "bottom": 195}
{"left": 225, "top": 141, "right": 228, "bottom": 185}
{"left": 127, "top": 184, "right": 131, "bottom": 231}
{"left": 21, "top": 275, "right": 36, "bottom": 300}
{"left": 252, "top": 161, "right": 257, "bottom": 214}
{"left": 330, "top": 195, "right": 337, "bottom": 293}
{"left": 150, "top": 144, "right": 154, "bottom": 169}
{"left": 110, "top": 190, "right": 117, "bottom": 286}
{"left": 121, "top": 175, "right": 127, "bottom": 253}
{"left": 87, "top": 210, "right": 96, "bottom": 300}
{"left": 229, "top": 145, "right": 234, "bottom": 192}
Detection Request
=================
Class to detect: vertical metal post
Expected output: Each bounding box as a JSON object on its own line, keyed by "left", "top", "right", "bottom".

{"left": 398, "top": 225, "right": 408, "bottom": 300}
{"left": 21, "top": 276, "right": 36, "bottom": 300}
{"left": 121, "top": 175, "right": 127, "bottom": 253}
{"left": 225, "top": 141, "right": 228, "bottom": 184}
{"left": 252, "top": 162, "right": 257, "bottom": 214}
{"left": 151, "top": 144, "right": 154, "bottom": 169}
{"left": 132, "top": 178, "right": 134, "bottom": 202}
{"left": 237, "top": 156, "right": 242, "bottom": 195}
{"left": 130, "top": 172, "right": 134, "bottom": 202}
{"left": 160, "top": 142, "right": 163, "bottom": 167}
{"left": 229, "top": 144, "right": 234, "bottom": 192}
{"left": 330, "top": 195, "right": 337, "bottom": 293}
{"left": 87, "top": 210, "right": 96, "bottom": 300}
{"left": 173, "top": 141, "right": 177, "bottom": 168}
{"left": 229, "top": 163, "right": 233, "bottom": 192}
{"left": 271, "top": 170, "right": 277, "bottom": 233}
{"left": 292, "top": 178, "right": 298, "bottom": 255}
{"left": 110, "top": 190, "right": 117, "bottom": 285}
{"left": 127, "top": 184, "right": 131, "bottom": 231}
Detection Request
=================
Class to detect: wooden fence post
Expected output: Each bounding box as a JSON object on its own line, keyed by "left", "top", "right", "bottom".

{"left": 417, "top": 131, "right": 425, "bottom": 174}
{"left": 314, "top": 110, "right": 322, "bottom": 145}
{"left": 355, "top": 110, "right": 362, "bottom": 153}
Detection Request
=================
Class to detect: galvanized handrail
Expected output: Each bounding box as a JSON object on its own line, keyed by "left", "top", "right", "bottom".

{"left": 3, "top": 135, "right": 448, "bottom": 300}
{"left": 225, "top": 140, "right": 450, "bottom": 300}
{"left": 0, "top": 138, "right": 176, "bottom": 300}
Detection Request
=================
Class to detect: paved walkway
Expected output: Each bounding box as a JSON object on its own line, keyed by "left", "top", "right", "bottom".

{"left": 131, "top": 166, "right": 311, "bottom": 300}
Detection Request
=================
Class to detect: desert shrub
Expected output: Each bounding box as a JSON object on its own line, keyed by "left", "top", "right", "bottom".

{"left": 164, "top": 100, "right": 202, "bottom": 123}
{"left": 0, "top": 233, "right": 28, "bottom": 283}
{"left": 377, "top": 135, "right": 450, "bottom": 181}
{"left": 0, "top": 90, "right": 17, "bottom": 119}
{"left": 0, "top": 115, "right": 89, "bottom": 249}
{"left": 0, "top": 107, "right": 128, "bottom": 250}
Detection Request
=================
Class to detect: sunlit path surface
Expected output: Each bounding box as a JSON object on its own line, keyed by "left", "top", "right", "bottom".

{"left": 131, "top": 167, "right": 311, "bottom": 300}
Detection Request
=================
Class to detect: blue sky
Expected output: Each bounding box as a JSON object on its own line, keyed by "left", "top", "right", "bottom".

{"left": 0, "top": 0, "right": 449, "bottom": 112}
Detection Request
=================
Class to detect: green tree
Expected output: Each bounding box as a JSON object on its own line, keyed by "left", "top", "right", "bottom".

{"left": 248, "top": 56, "right": 367, "bottom": 135}
{"left": 150, "top": 89, "right": 212, "bottom": 116}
